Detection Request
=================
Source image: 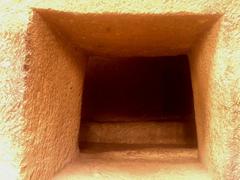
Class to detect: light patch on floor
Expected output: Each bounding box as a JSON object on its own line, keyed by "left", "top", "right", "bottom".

{"left": 54, "top": 143, "right": 210, "bottom": 180}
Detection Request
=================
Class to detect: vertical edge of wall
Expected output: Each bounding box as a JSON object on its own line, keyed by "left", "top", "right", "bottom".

{"left": 0, "top": 4, "right": 32, "bottom": 180}
{"left": 189, "top": 2, "right": 240, "bottom": 178}
{"left": 188, "top": 18, "right": 221, "bottom": 176}
{"left": 209, "top": 5, "right": 240, "bottom": 179}
{"left": 22, "top": 11, "right": 87, "bottom": 179}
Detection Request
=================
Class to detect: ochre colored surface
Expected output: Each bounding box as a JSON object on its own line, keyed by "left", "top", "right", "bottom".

{"left": 23, "top": 13, "right": 87, "bottom": 179}
{"left": 80, "top": 121, "right": 196, "bottom": 146}
{"left": 1, "top": 2, "right": 87, "bottom": 179}
{"left": 35, "top": 10, "right": 219, "bottom": 57}
{"left": 0, "top": 0, "right": 240, "bottom": 180}
{"left": 188, "top": 19, "right": 221, "bottom": 178}
{"left": 54, "top": 143, "right": 208, "bottom": 180}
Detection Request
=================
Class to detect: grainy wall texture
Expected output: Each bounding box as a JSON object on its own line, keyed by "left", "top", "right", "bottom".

{"left": 0, "top": 0, "right": 239, "bottom": 179}
{"left": 23, "top": 12, "right": 87, "bottom": 179}
{"left": 0, "top": 3, "right": 30, "bottom": 180}
{"left": 0, "top": 2, "right": 87, "bottom": 179}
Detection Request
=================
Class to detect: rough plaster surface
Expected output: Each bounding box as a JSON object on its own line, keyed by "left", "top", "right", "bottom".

{"left": 79, "top": 143, "right": 198, "bottom": 162}
{"left": 54, "top": 160, "right": 210, "bottom": 180}
{"left": 23, "top": 12, "right": 87, "bottom": 179}
{"left": 0, "top": 3, "right": 31, "bottom": 179}
{"left": 0, "top": 0, "right": 240, "bottom": 179}
{"left": 1, "top": 2, "right": 87, "bottom": 179}
{"left": 188, "top": 3, "right": 240, "bottom": 179}
{"left": 54, "top": 143, "right": 208, "bottom": 180}
{"left": 34, "top": 10, "right": 219, "bottom": 57}
{"left": 189, "top": 20, "right": 222, "bottom": 178}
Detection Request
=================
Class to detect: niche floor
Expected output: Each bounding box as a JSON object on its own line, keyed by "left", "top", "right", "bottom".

{"left": 54, "top": 55, "right": 208, "bottom": 179}
{"left": 54, "top": 143, "right": 209, "bottom": 180}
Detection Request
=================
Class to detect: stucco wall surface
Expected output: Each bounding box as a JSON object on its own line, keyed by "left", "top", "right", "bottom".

{"left": 34, "top": 10, "right": 218, "bottom": 57}
{"left": 23, "top": 12, "right": 87, "bottom": 179}
{"left": 0, "top": 0, "right": 239, "bottom": 180}
{"left": 1, "top": 1, "right": 88, "bottom": 179}
{"left": 0, "top": 3, "right": 31, "bottom": 180}
{"left": 188, "top": 1, "right": 240, "bottom": 179}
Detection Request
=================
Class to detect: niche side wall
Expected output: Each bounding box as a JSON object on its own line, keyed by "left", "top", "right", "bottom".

{"left": 188, "top": 19, "right": 221, "bottom": 176}
{"left": 22, "top": 12, "right": 87, "bottom": 179}
{"left": 189, "top": 9, "right": 240, "bottom": 179}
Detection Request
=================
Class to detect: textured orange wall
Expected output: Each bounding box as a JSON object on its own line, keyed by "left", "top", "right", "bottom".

{"left": 188, "top": 2, "right": 240, "bottom": 178}
{"left": 22, "top": 12, "right": 87, "bottom": 179}
{"left": 0, "top": 0, "right": 240, "bottom": 179}
{"left": 188, "top": 19, "right": 222, "bottom": 178}
{"left": 0, "top": 3, "right": 87, "bottom": 179}
{"left": 36, "top": 9, "right": 218, "bottom": 57}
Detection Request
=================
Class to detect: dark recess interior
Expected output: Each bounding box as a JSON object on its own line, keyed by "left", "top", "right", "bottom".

{"left": 79, "top": 55, "right": 197, "bottom": 148}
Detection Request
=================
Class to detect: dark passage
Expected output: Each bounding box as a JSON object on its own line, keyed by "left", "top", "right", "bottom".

{"left": 82, "top": 55, "right": 194, "bottom": 120}
{"left": 79, "top": 55, "right": 197, "bottom": 148}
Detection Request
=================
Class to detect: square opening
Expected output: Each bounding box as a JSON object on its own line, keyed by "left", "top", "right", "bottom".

{"left": 75, "top": 55, "right": 200, "bottom": 177}
{"left": 79, "top": 55, "right": 198, "bottom": 150}
{"left": 26, "top": 9, "right": 221, "bottom": 179}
